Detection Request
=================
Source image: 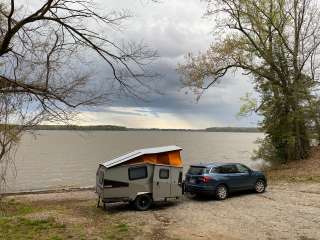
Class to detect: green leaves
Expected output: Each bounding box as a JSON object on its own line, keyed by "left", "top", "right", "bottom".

{"left": 238, "top": 92, "right": 258, "bottom": 118}
{"left": 180, "top": 0, "right": 320, "bottom": 163}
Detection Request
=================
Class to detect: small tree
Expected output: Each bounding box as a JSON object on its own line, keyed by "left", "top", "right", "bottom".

{"left": 179, "top": 0, "right": 320, "bottom": 163}
{"left": 0, "top": 0, "right": 156, "bottom": 193}
{"left": 0, "top": 94, "right": 45, "bottom": 193}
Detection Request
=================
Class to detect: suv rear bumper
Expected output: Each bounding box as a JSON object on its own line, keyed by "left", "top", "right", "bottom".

{"left": 185, "top": 183, "right": 216, "bottom": 195}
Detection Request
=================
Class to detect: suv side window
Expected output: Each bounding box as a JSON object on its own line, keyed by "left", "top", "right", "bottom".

{"left": 236, "top": 164, "right": 250, "bottom": 173}
{"left": 219, "top": 165, "right": 239, "bottom": 174}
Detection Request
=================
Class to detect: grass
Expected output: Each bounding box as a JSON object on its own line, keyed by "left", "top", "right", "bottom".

{"left": 0, "top": 198, "right": 139, "bottom": 240}
{"left": 0, "top": 199, "right": 35, "bottom": 217}
{"left": 0, "top": 217, "right": 67, "bottom": 240}
{"left": 266, "top": 171, "right": 320, "bottom": 183}
{"left": 264, "top": 146, "right": 320, "bottom": 184}
{"left": 104, "top": 223, "right": 130, "bottom": 240}
{"left": 265, "top": 162, "right": 320, "bottom": 183}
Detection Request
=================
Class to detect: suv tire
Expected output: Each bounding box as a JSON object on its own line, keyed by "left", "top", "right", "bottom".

{"left": 215, "top": 184, "right": 228, "bottom": 200}
{"left": 186, "top": 192, "right": 197, "bottom": 199}
{"left": 254, "top": 179, "right": 266, "bottom": 193}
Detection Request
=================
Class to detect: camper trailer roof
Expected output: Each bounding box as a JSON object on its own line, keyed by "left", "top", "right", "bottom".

{"left": 101, "top": 145, "right": 182, "bottom": 169}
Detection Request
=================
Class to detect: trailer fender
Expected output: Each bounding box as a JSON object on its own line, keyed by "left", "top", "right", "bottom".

{"left": 134, "top": 192, "right": 152, "bottom": 200}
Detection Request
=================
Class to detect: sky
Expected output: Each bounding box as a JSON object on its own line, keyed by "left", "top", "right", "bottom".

{"left": 31, "top": 0, "right": 260, "bottom": 129}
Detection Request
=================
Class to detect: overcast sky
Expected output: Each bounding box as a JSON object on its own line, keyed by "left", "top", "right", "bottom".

{"left": 70, "top": 0, "right": 259, "bottom": 128}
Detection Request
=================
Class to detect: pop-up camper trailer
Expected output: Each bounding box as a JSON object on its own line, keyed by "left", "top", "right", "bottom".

{"left": 96, "top": 145, "right": 183, "bottom": 210}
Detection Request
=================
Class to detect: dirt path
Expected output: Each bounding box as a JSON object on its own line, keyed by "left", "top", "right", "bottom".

{"left": 12, "top": 182, "right": 320, "bottom": 240}
{"left": 162, "top": 183, "right": 320, "bottom": 240}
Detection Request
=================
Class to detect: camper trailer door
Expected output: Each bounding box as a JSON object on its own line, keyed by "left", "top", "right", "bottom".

{"left": 153, "top": 166, "right": 171, "bottom": 201}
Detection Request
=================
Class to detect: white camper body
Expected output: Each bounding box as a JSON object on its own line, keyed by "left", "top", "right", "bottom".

{"left": 96, "top": 146, "right": 183, "bottom": 210}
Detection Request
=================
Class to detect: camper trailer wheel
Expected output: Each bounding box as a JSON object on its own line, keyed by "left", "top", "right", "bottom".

{"left": 128, "top": 201, "right": 135, "bottom": 209}
{"left": 134, "top": 194, "right": 153, "bottom": 211}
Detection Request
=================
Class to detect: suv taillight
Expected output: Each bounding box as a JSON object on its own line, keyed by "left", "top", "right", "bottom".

{"left": 200, "top": 176, "right": 212, "bottom": 183}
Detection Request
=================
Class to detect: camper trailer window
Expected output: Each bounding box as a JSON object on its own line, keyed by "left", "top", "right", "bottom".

{"left": 128, "top": 166, "right": 148, "bottom": 180}
{"left": 159, "top": 169, "right": 170, "bottom": 179}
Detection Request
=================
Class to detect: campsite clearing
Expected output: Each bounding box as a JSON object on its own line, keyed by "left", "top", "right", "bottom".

{"left": 2, "top": 182, "right": 320, "bottom": 240}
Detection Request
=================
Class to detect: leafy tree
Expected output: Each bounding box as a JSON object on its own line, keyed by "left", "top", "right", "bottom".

{"left": 179, "top": 0, "right": 320, "bottom": 163}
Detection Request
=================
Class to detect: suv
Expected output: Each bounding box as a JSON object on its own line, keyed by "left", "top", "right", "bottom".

{"left": 184, "top": 163, "right": 267, "bottom": 200}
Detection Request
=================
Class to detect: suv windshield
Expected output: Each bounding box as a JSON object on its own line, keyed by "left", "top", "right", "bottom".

{"left": 187, "top": 166, "right": 210, "bottom": 175}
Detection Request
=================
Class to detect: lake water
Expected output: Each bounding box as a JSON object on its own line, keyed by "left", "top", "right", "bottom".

{"left": 6, "top": 131, "right": 264, "bottom": 193}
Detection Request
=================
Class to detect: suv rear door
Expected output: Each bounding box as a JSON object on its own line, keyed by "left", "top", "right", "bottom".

{"left": 218, "top": 164, "right": 244, "bottom": 190}
{"left": 186, "top": 166, "right": 208, "bottom": 184}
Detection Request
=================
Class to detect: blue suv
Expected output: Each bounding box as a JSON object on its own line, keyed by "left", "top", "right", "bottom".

{"left": 185, "top": 163, "right": 267, "bottom": 200}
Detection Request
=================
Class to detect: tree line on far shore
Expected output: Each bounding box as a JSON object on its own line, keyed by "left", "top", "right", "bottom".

{"left": 27, "top": 125, "right": 261, "bottom": 132}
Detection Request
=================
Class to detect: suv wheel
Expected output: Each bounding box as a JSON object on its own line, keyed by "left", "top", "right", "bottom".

{"left": 215, "top": 185, "right": 228, "bottom": 200}
{"left": 255, "top": 179, "right": 266, "bottom": 193}
{"left": 134, "top": 194, "right": 153, "bottom": 211}
{"left": 186, "top": 192, "right": 197, "bottom": 199}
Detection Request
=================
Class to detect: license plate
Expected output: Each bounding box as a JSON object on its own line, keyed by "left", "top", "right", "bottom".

{"left": 189, "top": 179, "right": 196, "bottom": 184}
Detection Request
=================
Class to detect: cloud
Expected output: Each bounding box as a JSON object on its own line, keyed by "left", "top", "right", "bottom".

{"left": 76, "top": 107, "right": 198, "bottom": 129}
{"left": 67, "top": 0, "right": 261, "bottom": 128}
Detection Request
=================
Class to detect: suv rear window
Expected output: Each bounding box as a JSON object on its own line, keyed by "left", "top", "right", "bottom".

{"left": 187, "top": 166, "right": 210, "bottom": 175}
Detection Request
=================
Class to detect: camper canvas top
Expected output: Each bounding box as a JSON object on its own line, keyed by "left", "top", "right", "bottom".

{"left": 101, "top": 145, "right": 182, "bottom": 169}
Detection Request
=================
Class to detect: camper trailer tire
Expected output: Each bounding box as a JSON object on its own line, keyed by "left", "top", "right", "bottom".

{"left": 134, "top": 194, "right": 153, "bottom": 211}
{"left": 128, "top": 200, "right": 135, "bottom": 209}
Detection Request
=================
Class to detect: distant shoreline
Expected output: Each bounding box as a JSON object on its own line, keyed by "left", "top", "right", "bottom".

{"left": 31, "top": 125, "right": 261, "bottom": 133}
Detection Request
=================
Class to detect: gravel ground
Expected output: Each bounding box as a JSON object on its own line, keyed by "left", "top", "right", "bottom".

{"left": 12, "top": 182, "right": 320, "bottom": 240}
